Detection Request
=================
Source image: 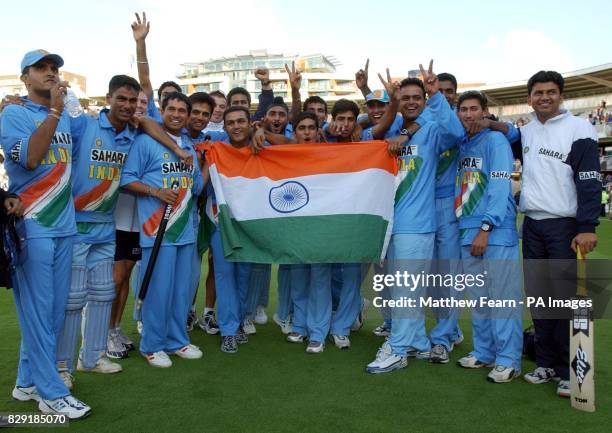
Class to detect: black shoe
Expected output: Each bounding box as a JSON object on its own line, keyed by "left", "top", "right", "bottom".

{"left": 236, "top": 327, "right": 249, "bottom": 344}
{"left": 221, "top": 336, "right": 238, "bottom": 353}
{"left": 186, "top": 310, "right": 197, "bottom": 332}
{"left": 429, "top": 344, "right": 449, "bottom": 364}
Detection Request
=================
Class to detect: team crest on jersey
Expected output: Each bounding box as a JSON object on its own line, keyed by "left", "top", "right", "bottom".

{"left": 460, "top": 157, "right": 483, "bottom": 170}
{"left": 163, "top": 152, "right": 170, "bottom": 160}
{"left": 95, "top": 138, "right": 103, "bottom": 147}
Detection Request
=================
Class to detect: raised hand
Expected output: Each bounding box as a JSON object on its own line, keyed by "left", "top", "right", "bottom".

{"left": 419, "top": 59, "right": 439, "bottom": 96}
{"left": 131, "top": 12, "right": 150, "bottom": 41}
{"left": 378, "top": 68, "right": 399, "bottom": 101}
{"left": 50, "top": 80, "right": 69, "bottom": 114}
{"left": 255, "top": 67, "right": 270, "bottom": 83}
{"left": 285, "top": 62, "right": 302, "bottom": 91}
{"left": 355, "top": 59, "right": 369, "bottom": 91}
{"left": 385, "top": 135, "right": 408, "bottom": 155}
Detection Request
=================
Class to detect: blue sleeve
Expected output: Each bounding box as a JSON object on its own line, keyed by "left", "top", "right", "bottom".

{"left": 70, "top": 115, "right": 93, "bottom": 162}
{"left": 253, "top": 89, "right": 274, "bottom": 121}
{"left": 120, "top": 136, "right": 146, "bottom": 187}
{"left": 146, "top": 97, "right": 162, "bottom": 123}
{"left": 568, "top": 132, "right": 601, "bottom": 233}
{"left": 504, "top": 123, "right": 522, "bottom": 161}
{"left": 0, "top": 105, "right": 34, "bottom": 170}
{"left": 427, "top": 92, "right": 464, "bottom": 153}
{"left": 69, "top": 114, "right": 88, "bottom": 149}
{"left": 483, "top": 133, "right": 513, "bottom": 227}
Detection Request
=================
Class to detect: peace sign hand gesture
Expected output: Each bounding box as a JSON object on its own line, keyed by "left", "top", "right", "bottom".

{"left": 355, "top": 59, "right": 369, "bottom": 91}
{"left": 131, "top": 12, "right": 150, "bottom": 41}
{"left": 419, "top": 59, "right": 439, "bottom": 97}
{"left": 285, "top": 62, "right": 302, "bottom": 91}
{"left": 378, "top": 68, "right": 399, "bottom": 101}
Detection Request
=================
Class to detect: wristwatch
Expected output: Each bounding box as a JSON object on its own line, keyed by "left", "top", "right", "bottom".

{"left": 480, "top": 222, "right": 493, "bottom": 232}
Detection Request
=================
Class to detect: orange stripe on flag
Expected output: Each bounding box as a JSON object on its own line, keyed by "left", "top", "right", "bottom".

{"left": 19, "top": 162, "right": 66, "bottom": 209}
{"left": 142, "top": 188, "right": 188, "bottom": 237}
{"left": 204, "top": 141, "right": 397, "bottom": 180}
{"left": 74, "top": 179, "right": 112, "bottom": 210}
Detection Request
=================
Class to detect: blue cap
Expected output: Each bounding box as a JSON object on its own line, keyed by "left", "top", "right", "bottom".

{"left": 20, "top": 49, "right": 64, "bottom": 73}
{"left": 365, "top": 89, "right": 389, "bottom": 104}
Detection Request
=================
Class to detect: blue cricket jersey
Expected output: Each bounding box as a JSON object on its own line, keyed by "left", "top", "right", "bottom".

{"left": 0, "top": 98, "right": 87, "bottom": 239}
{"left": 72, "top": 110, "right": 137, "bottom": 244}
{"left": 455, "top": 129, "right": 518, "bottom": 246}
{"left": 120, "top": 132, "right": 203, "bottom": 247}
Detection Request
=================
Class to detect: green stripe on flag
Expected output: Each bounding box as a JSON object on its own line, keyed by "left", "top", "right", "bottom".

{"left": 462, "top": 173, "right": 488, "bottom": 216}
{"left": 217, "top": 204, "right": 389, "bottom": 264}
{"left": 77, "top": 222, "right": 95, "bottom": 234}
{"left": 96, "top": 188, "right": 119, "bottom": 213}
{"left": 35, "top": 183, "right": 72, "bottom": 227}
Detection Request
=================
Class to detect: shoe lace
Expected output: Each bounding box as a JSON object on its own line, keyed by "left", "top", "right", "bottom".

{"left": 375, "top": 343, "right": 392, "bottom": 361}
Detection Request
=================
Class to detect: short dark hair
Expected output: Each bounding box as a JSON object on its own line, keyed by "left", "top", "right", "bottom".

{"left": 293, "top": 111, "right": 319, "bottom": 129}
{"left": 331, "top": 99, "right": 359, "bottom": 120}
{"left": 227, "top": 87, "right": 251, "bottom": 105}
{"left": 209, "top": 90, "right": 226, "bottom": 100}
{"left": 303, "top": 96, "right": 327, "bottom": 113}
{"left": 438, "top": 72, "right": 457, "bottom": 91}
{"left": 457, "top": 91, "right": 488, "bottom": 110}
{"left": 161, "top": 91, "right": 192, "bottom": 114}
{"left": 399, "top": 77, "right": 426, "bottom": 96}
{"left": 157, "top": 81, "right": 182, "bottom": 101}
{"left": 223, "top": 105, "right": 251, "bottom": 122}
{"left": 266, "top": 96, "right": 288, "bottom": 115}
{"left": 108, "top": 75, "right": 141, "bottom": 96}
{"left": 189, "top": 92, "right": 216, "bottom": 111}
{"left": 527, "top": 70, "right": 564, "bottom": 95}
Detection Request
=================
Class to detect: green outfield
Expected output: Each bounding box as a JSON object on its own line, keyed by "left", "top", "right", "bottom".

{"left": 1, "top": 219, "right": 611, "bottom": 433}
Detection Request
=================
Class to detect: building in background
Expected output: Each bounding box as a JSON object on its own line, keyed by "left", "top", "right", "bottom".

{"left": 175, "top": 50, "right": 360, "bottom": 103}
{"left": 0, "top": 71, "right": 87, "bottom": 99}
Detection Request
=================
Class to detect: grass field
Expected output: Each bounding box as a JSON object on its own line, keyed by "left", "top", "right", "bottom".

{"left": 1, "top": 220, "right": 611, "bottom": 432}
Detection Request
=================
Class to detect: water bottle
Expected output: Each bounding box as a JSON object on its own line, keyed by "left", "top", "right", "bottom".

{"left": 63, "top": 89, "right": 83, "bottom": 118}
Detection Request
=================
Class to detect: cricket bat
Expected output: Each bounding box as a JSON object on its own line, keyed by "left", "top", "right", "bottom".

{"left": 570, "top": 247, "right": 595, "bottom": 412}
{"left": 136, "top": 181, "right": 179, "bottom": 314}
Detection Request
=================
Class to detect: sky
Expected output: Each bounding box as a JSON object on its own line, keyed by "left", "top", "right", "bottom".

{"left": 1, "top": 0, "right": 609, "bottom": 96}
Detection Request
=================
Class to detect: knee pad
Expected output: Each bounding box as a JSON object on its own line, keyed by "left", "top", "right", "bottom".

{"left": 66, "top": 265, "right": 88, "bottom": 311}
{"left": 88, "top": 260, "right": 116, "bottom": 303}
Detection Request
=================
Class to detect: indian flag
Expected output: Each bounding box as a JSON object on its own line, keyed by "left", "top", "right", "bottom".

{"left": 74, "top": 178, "right": 120, "bottom": 213}
{"left": 204, "top": 141, "right": 398, "bottom": 264}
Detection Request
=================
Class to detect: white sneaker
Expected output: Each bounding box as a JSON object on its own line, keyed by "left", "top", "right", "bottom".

{"left": 306, "top": 341, "right": 324, "bottom": 353}
{"left": 58, "top": 370, "right": 74, "bottom": 390}
{"left": 366, "top": 341, "right": 408, "bottom": 374}
{"left": 254, "top": 305, "right": 268, "bottom": 325}
{"left": 286, "top": 332, "right": 305, "bottom": 343}
{"left": 330, "top": 334, "right": 351, "bottom": 349}
{"left": 350, "top": 298, "right": 371, "bottom": 331}
{"left": 557, "top": 380, "right": 570, "bottom": 397}
{"left": 457, "top": 355, "right": 494, "bottom": 369}
{"left": 242, "top": 318, "right": 257, "bottom": 335}
{"left": 372, "top": 322, "right": 391, "bottom": 337}
{"left": 523, "top": 367, "right": 558, "bottom": 384}
{"left": 38, "top": 395, "right": 91, "bottom": 420}
{"left": 487, "top": 365, "right": 520, "bottom": 383}
{"left": 173, "top": 344, "right": 203, "bottom": 359}
{"left": 273, "top": 313, "right": 293, "bottom": 334}
{"left": 142, "top": 351, "right": 172, "bottom": 368}
{"left": 12, "top": 385, "right": 41, "bottom": 402}
{"left": 115, "top": 327, "right": 135, "bottom": 351}
{"left": 77, "top": 356, "right": 122, "bottom": 374}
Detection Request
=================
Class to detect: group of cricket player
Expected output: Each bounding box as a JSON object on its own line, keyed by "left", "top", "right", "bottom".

{"left": 0, "top": 12, "right": 601, "bottom": 420}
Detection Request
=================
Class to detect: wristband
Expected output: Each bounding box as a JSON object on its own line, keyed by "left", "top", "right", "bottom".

{"left": 136, "top": 60, "right": 148, "bottom": 64}
{"left": 49, "top": 107, "right": 61, "bottom": 116}
{"left": 261, "top": 81, "right": 271, "bottom": 86}
{"left": 48, "top": 113, "right": 60, "bottom": 121}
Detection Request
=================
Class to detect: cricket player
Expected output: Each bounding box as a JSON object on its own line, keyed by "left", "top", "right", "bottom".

{"left": 366, "top": 63, "right": 462, "bottom": 374}
{"left": 55, "top": 75, "right": 192, "bottom": 382}
{"left": 120, "top": 92, "right": 203, "bottom": 367}
{"left": 1, "top": 49, "right": 90, "bottom": 418}
{"left": 453, "top": 91, "right": 522, "bottom": 383}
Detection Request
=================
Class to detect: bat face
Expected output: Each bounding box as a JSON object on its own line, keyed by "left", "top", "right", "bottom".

{"left": 570, "top": 298, "right": 595, "bottom": 412}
